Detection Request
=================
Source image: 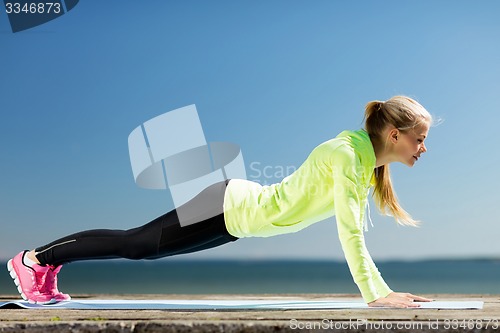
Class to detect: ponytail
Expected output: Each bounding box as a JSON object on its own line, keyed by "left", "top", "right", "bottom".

{"left": 373, "top": 164, "right": 419, "bottom": 227}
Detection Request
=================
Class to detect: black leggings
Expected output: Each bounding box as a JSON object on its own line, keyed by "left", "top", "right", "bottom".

{"left": 35, "top": 180, "right": 238, "bottom": 266}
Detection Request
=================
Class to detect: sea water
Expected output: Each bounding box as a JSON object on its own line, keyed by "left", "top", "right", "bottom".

{"left": 1, "top": 259, "right": 499, "bottom": 295}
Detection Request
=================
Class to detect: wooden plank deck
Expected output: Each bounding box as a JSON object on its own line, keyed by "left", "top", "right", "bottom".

{"left": 0, "top": 293, "right": 498, "bottom": 332}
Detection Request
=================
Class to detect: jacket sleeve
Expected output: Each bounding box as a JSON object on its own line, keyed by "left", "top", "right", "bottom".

{"left": 331, "top": 146, "right": 392, "bottom": 303}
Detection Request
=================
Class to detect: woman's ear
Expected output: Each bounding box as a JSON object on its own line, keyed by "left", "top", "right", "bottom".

{"left": 389, "top": 128, "right": 399, "bottom": 144}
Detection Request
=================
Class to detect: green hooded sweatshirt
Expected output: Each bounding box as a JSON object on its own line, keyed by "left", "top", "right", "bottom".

{"left": 223, "top": 129, "right": 393, "bottom": 303}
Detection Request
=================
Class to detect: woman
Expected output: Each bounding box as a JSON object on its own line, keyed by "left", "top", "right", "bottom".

{"left": 8, "top": 95, "right": 434, "bottom": 308}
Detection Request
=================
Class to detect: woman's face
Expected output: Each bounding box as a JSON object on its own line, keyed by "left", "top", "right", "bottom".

{"left": 395, "top": 123, "right": 430, "bottom": 167}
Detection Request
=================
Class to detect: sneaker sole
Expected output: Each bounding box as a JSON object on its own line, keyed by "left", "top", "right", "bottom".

{"left": 7, "top": 259, "right": 55, "bottom": 305}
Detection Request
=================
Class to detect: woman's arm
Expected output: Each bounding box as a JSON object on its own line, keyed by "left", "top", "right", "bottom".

{"left": 332, "top": 147, "right": 385, "bottom": 303}
{"left": 332, "top": 147, "right": 432, "bottom": 306}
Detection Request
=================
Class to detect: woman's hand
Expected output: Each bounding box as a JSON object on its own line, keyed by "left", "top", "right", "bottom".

{"left": 368, "top": 292, "right": 433, "bottom": 308}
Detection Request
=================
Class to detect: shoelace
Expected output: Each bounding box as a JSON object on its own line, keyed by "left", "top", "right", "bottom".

{"left": 44, "top": 266, "right": 62, "bottom": 293}
{"left": 33, "top": 269, "right": 48, "bottom": 293}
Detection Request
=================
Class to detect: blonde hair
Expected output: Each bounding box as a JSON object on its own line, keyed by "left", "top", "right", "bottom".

{"left": 364, "top": 96, "right": 433, "bottom": 227}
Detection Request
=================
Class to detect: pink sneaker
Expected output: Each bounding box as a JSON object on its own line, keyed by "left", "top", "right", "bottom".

{"left": 7, "top": 251, "right": 55, "bottom": 304}
{"left": 41, "top": 265, "right": 71, "bottom": 302}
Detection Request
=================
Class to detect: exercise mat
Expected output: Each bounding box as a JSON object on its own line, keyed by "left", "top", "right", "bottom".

{"left": 0, "top": 299, "right": 484, "bottom": 310}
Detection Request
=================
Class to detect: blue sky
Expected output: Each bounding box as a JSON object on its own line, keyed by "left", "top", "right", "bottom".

{"left": 1, "top": 0, "right": 500, "bottom": 261}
